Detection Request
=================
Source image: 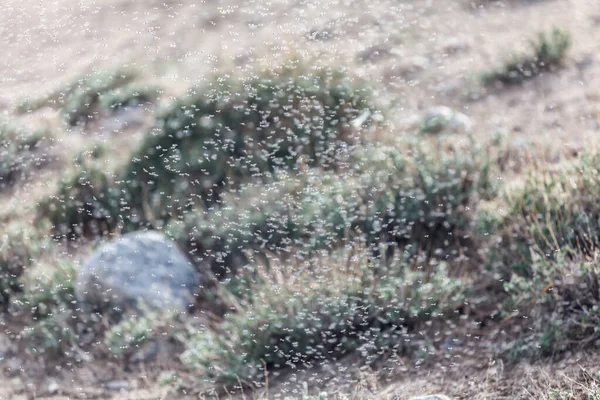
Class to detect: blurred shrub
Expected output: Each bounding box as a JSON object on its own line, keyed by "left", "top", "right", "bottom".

{"left": 59, "top": 68, "right": 140, "bottom": 126}
{"left": 22, "top": 311, "right": 77, "bottom": 357}
{"left": 481, "top": 149, "right": 600, "bottom": 359}
{"left": 20, "top": 260, "right": 79, "bottom": 357}
{"left": 104, "top": 314, "right": 156, "bottom": 355}
{"left": 167, "top": 139, "right": 493, "bottom": 276}
{"left": 39, "top": 161, "right": 122, "bottom": 239}
{"left": 18, "top": 67, "right": 160, "bottom": 126}
{"left": 180, "top": 250, "right": 465, "bottom": 385}
{"left": 42, "top": 66, "right": 378, "bottom": 238}
{"left": 482, "top": 27, "right": 571, "bottom": 85}
{"left": 503, "top": 255, "right": 600, "bottom": 360}
{"left": 122, "top": 66, "right": 376, "bottom": 224}
{"left": 482, "top": 151, "right": 600, "bottom": 279}
{"left": 0, "top": 120, "right": 53, "bottom": 189}
{"left": 23, "top": 259, "right": 77, "bottom": 319}
{"left": 98, "top": 83, "right": 163, "bottom": 111}
{"left": 0, "top": 221, "right": 45, "bottom": 312}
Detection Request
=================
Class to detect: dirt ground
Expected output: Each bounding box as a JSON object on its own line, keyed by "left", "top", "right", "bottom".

{"left": 2, "top": 0, "right": 600, "bottom": 398}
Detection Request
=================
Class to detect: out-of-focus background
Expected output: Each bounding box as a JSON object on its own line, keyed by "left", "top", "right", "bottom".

{"left": 1, "top": 0, "right": 600, "bottom": 399}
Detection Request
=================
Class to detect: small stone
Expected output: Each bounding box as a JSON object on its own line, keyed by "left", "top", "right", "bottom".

{"left": 357, "top": 45, "right": 392, "bottom": 63}
{"left": 76, "top": 231, "right": 200, "bottom": 315}
{"left": 46, "top": 380, "right": 59, "bottom": 395}
{"left": 421, "top": 106, "right": 473, "bottom": 134}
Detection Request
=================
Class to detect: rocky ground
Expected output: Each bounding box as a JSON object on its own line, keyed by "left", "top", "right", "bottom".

{"left": 2, "top": 0, "right": 600, "bottom": 398}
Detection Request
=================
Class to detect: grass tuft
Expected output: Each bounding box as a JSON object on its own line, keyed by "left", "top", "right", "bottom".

{"left": 482, "top": 27, "right": 571, "bottom": 85}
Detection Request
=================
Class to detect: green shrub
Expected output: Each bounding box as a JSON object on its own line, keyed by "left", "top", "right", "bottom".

{"left": 98, "top": 82, "right": 163, "bottom": 111}
{"left": 104, "top": 314, "right": 155, "bottom": 355}
{"left": 501, "top": 255, "right": 600, "bottom": 360}
{"left": 167, "top": 139, "right": 493, "bottom": 276}
{"left": 483, "top": 151, "right": 600, "bottom": 279}
{"left": 0, "top": 120, "right": 53, "bottom": 189}
{"left": 122, "top": 66, "right": 377, "bottom": 224}
{"left": 39, "top": 161, "right": 122, "bottom": 239}
{"left": 0, "top": 221, "right": 46, "bottom": 312}
{"left": 19, "top": 67, "right": 161, "bottom": 122}
{"left": 483, "top": 149, "right": 600, "bottom": 359}
{"left": 22, "top": 259, "right": 77, "bottom": 319}
{"left": 22, "top": 311, "right": 77, "bottom": 357}
{"left": 42, "top": 66, "right": 378, "bottom": 238}
{"left": 158, "top": 370, "right": 186, "bottom": 390}
{"left": 60, "top": 68, "right": 141, "bottom": 126}
{"left": 19, "top": 260, "right": 79, "bottom": 357}
{"left": 482, "top": 27, "right": 571, "bottom": 85}
{"left": 180, "top": 250, "right": 466, "bottom": 386}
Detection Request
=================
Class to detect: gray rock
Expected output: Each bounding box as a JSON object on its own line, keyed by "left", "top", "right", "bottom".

{"left": 45, "top": 380, "right": 59, "bottom": 395}
{"left": 421, "top": 106, "right": 473, "bottom": 134}
{"left": 76, "top": 231, "right": 199, "bottom": 314}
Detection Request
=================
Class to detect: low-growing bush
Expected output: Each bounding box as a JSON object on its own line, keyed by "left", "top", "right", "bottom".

{"left": 59, "top": 68, "right": 143, "bottom": 126}
{"left": 0, "top": 120, "right": 53, "bottom": 189}
{"left": 42, "top": 65, "right": 379, "bottom": 238}
{"left": 0, "top": 221, "right": 46, "bottom": 312}
{"left": 481, "top": 149, "right": 600, "bottom": 359}
{"left": 23, "top": 259, "right": 78, "bottom": 319}
{"left": 104, "top": 313, "right": 157, "bottom": 355}
{"left": 482, "top": 27, "right": 571, "bottom": 85}
{"left": 167, "top": 139, "right": 494, "bottom": 276}
{"left": 503, "top": 255, "right": 600, "bottom": 360}
{"left": 122, "top": 66, "right": 377, "bottom": 225}
{"left": 482, "top": 150, "right": 600, "bottom": 279}
{"left": 39, "top": 162, "right": 122, "bottom": 239}
{"left": 22, "top": 311, "right": 78, "bottom": 357}
{"left": 18, "top": 67, "right": 160, "bottom": 126}
{"left": 98, "top": 82, "right": 163, "bottom": 111}
{"left": 180, "top": 250, "right": 466, "bottom": 386}
{"left": 19, "top": 260, "right": 79, "bottom": 357}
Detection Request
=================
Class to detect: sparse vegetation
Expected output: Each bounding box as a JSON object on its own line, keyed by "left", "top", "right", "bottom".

{"left": 19, "top": 259, "right": 79, "bottom": 357}
{"left": 98, "top": 82, "right": 163, "bottom": 111}
{"left": 167, "top": 139, "right": 493, "bottom": 276}
{"left": 18, "top": 67, "right": 161, "bottom": 126}
{"left": 60, "top": 68, "right": 148, "bottom": 126}
{"left": 181, "top": 250, "right": 466, "bottom": 385}
{"left": 483, "top": 150, "right": 600, "bottom": 280}
{"left": 104, "top": 313, "right": 156, "bottom": 355}
{"left": 121, "top": 65, "right": 377, "bottom": 225}
{"left": 2, "top": 2, "right": 598, "bottom": 397}
{"left": 0, "top": 221, "right": 46, "bottom": 312}
{"left": 0, "top": 120, "right": 53, "bottom": 188}
{"left": 41, "top": 65, "right": 379, "bottom": 239}
{"left": 482, "top": 27, "right": 571, "bottom": 85}
{"left": 475, "top": 148, "right": 600, "bottom": 360}
{"left": 39, "top": 160, "right": 121, "bottom": 239}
